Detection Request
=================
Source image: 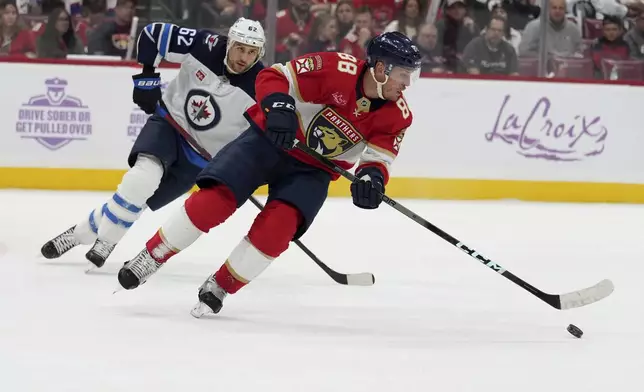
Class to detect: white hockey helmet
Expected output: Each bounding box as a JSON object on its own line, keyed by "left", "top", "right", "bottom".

{"left": 225, "top": 17, "right": 266, "bottom": 74}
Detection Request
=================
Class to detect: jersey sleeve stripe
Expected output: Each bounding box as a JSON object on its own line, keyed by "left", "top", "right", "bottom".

{"left": 284, "top": 62, "right": 305, "bottom": 103}
{"left": 158, "top": 24, "right": 172, "bottom": 57}
{"left": 365, "top": 143, "right": 396, "bottom": 161}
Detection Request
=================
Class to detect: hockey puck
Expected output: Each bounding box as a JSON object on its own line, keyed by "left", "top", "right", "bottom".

{"left": 567, "top": 324, "right": 583, "bottom": 338}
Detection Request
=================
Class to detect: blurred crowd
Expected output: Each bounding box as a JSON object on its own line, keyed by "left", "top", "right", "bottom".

{"left": 3, "top": 0, "right": 644, "bottom": 80}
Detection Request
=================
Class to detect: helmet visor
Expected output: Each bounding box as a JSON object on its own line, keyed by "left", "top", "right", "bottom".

{"left": 388, "top": 65, "right": 421, "bottom": 87}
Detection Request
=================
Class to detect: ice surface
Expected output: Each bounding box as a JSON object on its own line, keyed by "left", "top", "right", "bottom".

{"left": 0, "top": 189, "right": 641, "bottom": 392}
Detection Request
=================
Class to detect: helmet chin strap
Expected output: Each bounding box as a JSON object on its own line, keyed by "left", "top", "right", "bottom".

{"left": 369, "top": 67, "right": 388, "bottom": 100}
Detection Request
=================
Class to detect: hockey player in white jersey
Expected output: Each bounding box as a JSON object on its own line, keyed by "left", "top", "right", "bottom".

{"left": 40, "top": 17, "right": 266, "bottom": 268}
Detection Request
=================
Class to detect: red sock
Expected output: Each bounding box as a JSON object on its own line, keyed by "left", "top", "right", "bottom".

{"left": 214, "top": 264, "right": 247, "bottom": 294}
{"left": 214, "top": 200, "right": 301, "bottom": 293}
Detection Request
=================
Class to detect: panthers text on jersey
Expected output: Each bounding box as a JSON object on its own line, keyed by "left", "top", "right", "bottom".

{"left": 137, "top": 23, "right": 263, "bottom": 157}
{"left": 245, "top": 51, "right": 412, "bottom": 184}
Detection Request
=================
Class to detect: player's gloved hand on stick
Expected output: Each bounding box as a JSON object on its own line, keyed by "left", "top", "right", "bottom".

{"left": 261, "top": 92, "right": 298, "bottom": 150}
{"left": 132, "top": 66, "right": 162, "bottom": 115}
{"left": 351, "top": 167, "right": 385, "bottom": 209}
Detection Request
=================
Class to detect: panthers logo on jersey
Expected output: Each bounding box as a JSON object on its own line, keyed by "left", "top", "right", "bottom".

{"left": 184, "top": 89, "right": 222, "bottom": 131}
{"left": 111, "top": 33, "right": 130, "bottom": 50}
{"left": 306, "top": 108, "right": 362, "bottom": 158}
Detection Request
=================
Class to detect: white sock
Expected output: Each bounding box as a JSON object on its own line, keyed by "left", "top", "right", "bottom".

{"left": 97, "top": 154, "right": 163, "bottom": 244}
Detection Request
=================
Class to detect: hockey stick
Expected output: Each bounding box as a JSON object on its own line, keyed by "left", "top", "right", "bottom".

{"left": 246, "top": 197, "right": 374, "bottom": 286}
{"left": 158, "top": 108, "right": 374, "bottom": 286}
{"left": 294, "top": 141, "right": 614, "bottom": 310}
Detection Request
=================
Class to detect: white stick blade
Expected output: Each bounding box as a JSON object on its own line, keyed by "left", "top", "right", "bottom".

{"left": 346, "top": 273, "right": 375, "bottom": 286}
{"left": 559, "top": 279, "right": 614, "bottom": 310}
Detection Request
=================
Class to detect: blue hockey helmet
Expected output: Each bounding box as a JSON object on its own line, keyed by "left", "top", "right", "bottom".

{"left": 366, "top": 31, "right": 422, "bottom": 91}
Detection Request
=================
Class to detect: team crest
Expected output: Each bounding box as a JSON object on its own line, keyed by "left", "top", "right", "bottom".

{"left": 184, "top": 89, "right": 221, "bottom": 131}
{"left": 306, "top": 108, "right": 362, "bottom": 158}
{"left": 295, "top": 57, "right": 315, "bottom": 74}
{"left": 393, "top": 130, "right": 405, "bottom": 152}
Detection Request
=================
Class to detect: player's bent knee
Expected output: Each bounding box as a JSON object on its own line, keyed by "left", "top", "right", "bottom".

{"left": 184, "top": 185, "right": 237, "bottom": 232}
{"left": 118, "top": 154, "right": 165, "bottom": 205}
{"left": 247, "top": 200, "right": 302, "bottom": 258}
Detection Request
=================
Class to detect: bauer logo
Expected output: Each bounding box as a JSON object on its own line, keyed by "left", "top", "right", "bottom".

{"left": 16, "top": 77, "right": 92, "bottom": 150}
{"left": 127, "top": 82, "right": 168, "bottom": 141}
{"left": 486, "top": 94, "right": 608, "bottom": 161}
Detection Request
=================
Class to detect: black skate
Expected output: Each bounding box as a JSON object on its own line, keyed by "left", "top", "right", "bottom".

{"left": 85, "top": 239, "right": 116, "bottom": 268}
{"left": 41, "top": 226, "right": 80, "bottom": 259}
{"left": 117, "top": 248, "right": 163, "bottom": 290}
{"left": 190, "top": 276, "right": 228, "bottom": 318}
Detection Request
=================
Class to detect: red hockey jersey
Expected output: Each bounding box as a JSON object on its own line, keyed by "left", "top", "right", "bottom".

{"left": 245, "top": 51, "right": 412, "bottom": 184}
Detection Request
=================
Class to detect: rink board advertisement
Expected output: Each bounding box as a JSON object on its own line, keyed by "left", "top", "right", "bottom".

{"left": 1, "top": 60, "right": 644, "bottom": 203}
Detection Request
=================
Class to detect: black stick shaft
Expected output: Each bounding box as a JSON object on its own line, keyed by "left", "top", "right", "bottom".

{"left": 247, "top": 196, "right": 352, "bottom": 285}
{"left": 294, "top": 142, "right": 560, "bottom": 308}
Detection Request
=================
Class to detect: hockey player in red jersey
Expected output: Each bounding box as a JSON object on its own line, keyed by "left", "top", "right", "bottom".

{"left": 116, "top": 31, "right": 422, "bottom": 317}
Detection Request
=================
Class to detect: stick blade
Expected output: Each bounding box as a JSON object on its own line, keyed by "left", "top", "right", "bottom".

{"left": 557, "top": 279, "right": 614, "bottom": 310}
{"left": 346, "top": 273, "right": 375, "bottom": 286}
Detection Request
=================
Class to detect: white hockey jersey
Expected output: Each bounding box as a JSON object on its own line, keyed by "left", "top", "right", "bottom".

{"left": 136, "top": 23, "right": 262, "bottom": 159}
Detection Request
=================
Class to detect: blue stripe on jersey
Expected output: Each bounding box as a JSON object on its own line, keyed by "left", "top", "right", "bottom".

{"left": 159, "top": 24, "right": 171, "bottom": 57}
{"left": 179, "top": 138, "right": 208, "bottom": 169}
{"left": 156, "top": 105, "right": 209, "bottom": 169}
{"left": 112, "top": 193, "right": 143, "bottom": 214}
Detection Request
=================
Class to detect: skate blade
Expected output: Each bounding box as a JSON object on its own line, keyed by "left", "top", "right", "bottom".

{"left": 112, "top": 285, "right": 124, "bottom": 294}
{"left": 190, "top": 302, "right": 212, "bottom": 319}
{"left": 85, "top": 262, "right": 97, "bottom": 274}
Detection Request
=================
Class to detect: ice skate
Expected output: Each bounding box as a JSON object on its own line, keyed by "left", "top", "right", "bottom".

{"left": 117, "top": 248, "right": 163, "bottom": 290}
{"left": 190, "top": 275, "right": 228, "bottom": 318}
{"left": 85, "top": 239, "right": 116, "bottom": 269}
{"left": 41, "top": 226, "right": 81, "bottom": 259}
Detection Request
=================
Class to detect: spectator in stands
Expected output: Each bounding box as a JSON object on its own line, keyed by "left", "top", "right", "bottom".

{"left": 519, "top": 0, "right": 581, "bottom": 57}
{"left": 414, "top": 22, "right": 446, "bottom": 72}
{"left": 74, "top": 0, "right": 108, "bottom": 48}
{"left": 567, "top": 0, "right": 641, "bottom": 19}
{"left": 200, "top": 0, "right": 239, "bottom": 31}
{"left": 334, "top": 0, "right": 354, "bottom": 38}
{"left": 338, "top": 5, "right": 374, "bottom": 59}
{"left": 435, "top": 0, "right": 478, "bottom": 72}
{"left": 87, "top": 0, "right": 134, "bottom": 58}
{"left": 306, "top": 11, "right": 338, "bottom": 52}
{"left": 462, "top": 15, "right": 518, "bottom": 74}
{"left": 487, "top": 0, "right": 540, "bottom": 31}
{"left": 384, "top": 0, "right": 426, "bottom": 39}
{"left": 0, "top": 0, "right": 35, "bottom": 56}
{"left": 590, "top": 16, "right": 631, "bottom": 76}
{"left": 481, "top": 2, "right": 521, "bottom": 52}
{"left": 36, "top": 7, "right": 84, "bottom": 58}
{"left": 31, "top": 0, "right": 65, "bottom": 36}
{"left": 624, "top": 10, "right": 644, "bottom": 58}
{"left": 353, "top": 0, "right": 398, "bottom": 34}
{"left": 276, "top": 0, "right": 315, "bottom": 62}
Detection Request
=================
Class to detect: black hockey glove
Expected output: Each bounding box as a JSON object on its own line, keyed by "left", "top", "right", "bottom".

{"left": 351, "top": 166, "right": 385, "bottom": 210}
{"left": 261, "top": 92, "right": 298, "bottom": 150}
{"left": 132, "top": 67, "right": 162, "bottom": 115}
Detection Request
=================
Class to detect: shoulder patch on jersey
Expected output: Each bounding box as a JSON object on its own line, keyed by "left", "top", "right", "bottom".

{"left": 276, "top": 9, "right": 287, "bottom": 17}
{"left": 204, "top": 33, "right": 220, "bottom": 51}
{"left": 294, "top": 55, "right": 323, "bottom": 74}
{"left": 393, "top": 129, "right": 406, "bottom": 152}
